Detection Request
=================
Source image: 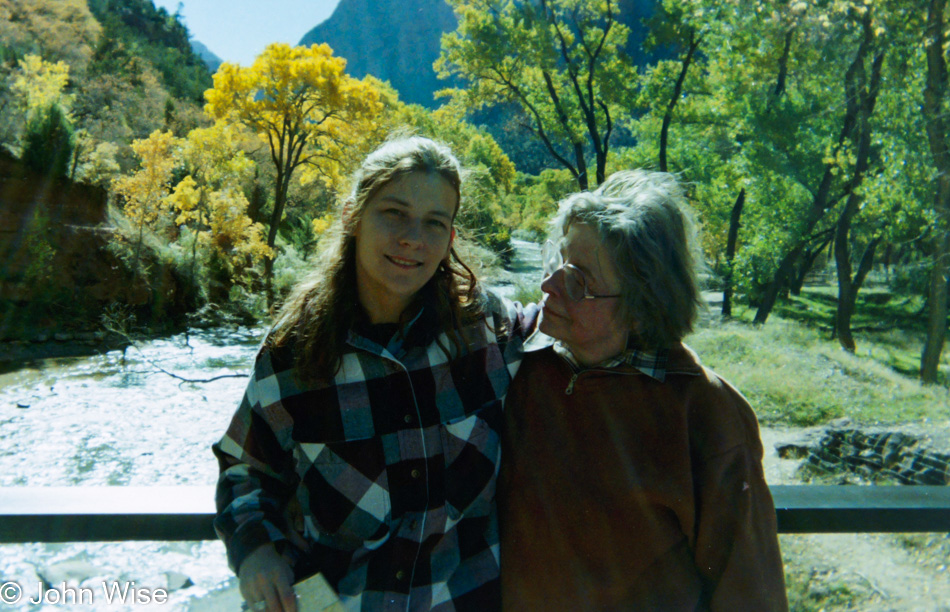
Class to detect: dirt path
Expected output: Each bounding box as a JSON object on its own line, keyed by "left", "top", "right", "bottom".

{"left": 761, "top": 427, "right": 950, "bottom": 611}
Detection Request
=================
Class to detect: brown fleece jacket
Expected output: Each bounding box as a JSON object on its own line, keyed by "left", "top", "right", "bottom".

{"left": 499, "top": 342, "right": 788, "bottom": 611}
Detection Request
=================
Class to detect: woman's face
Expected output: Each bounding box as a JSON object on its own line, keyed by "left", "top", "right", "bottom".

{"left": 352, "top": 171, "right": 457, "bottom": 323}
{"left": 539, "top": 222, "right": 629, "bottom": 366}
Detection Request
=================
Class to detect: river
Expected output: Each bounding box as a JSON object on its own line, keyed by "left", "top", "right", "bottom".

{"left": 0, "top": 240, "right": 544, "bottom": 610}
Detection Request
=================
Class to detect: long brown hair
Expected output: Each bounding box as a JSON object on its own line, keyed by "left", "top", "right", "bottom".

{"left": 268, "top": 136, "right": 483, "bottom": 383}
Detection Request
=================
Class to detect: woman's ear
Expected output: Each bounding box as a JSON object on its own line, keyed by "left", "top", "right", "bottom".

{"left": 445, "top": 227, "right": 456, "bottom": 257}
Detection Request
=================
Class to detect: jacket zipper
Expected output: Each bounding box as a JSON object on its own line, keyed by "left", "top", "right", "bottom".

{"left": 565, "top": 373, "right": 578, "bottom": 395}
{"left": 560, "top": 363, "right": 646, "bottom": 395}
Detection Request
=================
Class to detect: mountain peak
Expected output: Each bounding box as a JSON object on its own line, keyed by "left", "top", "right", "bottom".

{"left": 298, "top": 0, "right": 457, "bottom": 108}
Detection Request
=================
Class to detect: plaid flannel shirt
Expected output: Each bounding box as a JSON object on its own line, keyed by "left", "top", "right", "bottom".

{"left": 523, "top": 330, "right": 668, "bottom": 386}
{"left": 213, "top": 292, "right": 535, "bottom": 611}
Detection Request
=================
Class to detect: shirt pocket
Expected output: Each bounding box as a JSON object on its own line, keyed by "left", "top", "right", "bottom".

{"left": 295, "top": 436, "right": 392, "bottom": 550}
{"left": 440, "top": 400, "right": 503, "bottom": 521}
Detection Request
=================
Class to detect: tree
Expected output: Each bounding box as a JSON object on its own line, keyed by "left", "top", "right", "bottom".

{"left": 10, "top": 54, "right": 75, "bottom": 177}
{"left": 830, "top": 7, "right": 886, "bottom": 352}
{"left": 437, "top": 0, "right": 637, "bottom": 189}
{"left": 167, "top": 121, "right": 273, "bottom": 293}
{"left": 11, "top": 54, "right": 73, "bottom": 117}
{"left": 111, "top": 129, "right": 180, "bottom": 278}
{"left": 21, "top": 103, "right": 74, "bottom": 178}
{"left": 204, "top": 42, "right": 382, "bottom": 300}
{"left": 921, "top": 0, "right": 950, "bottom": 383}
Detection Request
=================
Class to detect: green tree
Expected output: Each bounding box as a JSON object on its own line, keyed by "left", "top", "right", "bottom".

{"left": 636, "top": 1, "right": 906, "bottom": 337}
{"left": 920, "top": 0, "right": 950, "bottom": 383}
{"left": 21, "top": 103, "right": 74, "bottom": 178}
{"left": 437, "top": 0, "right": 637, "bottom": 189}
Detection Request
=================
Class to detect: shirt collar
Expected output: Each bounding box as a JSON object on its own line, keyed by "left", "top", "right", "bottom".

{"left": 524, "top": 330, "right": 667, "bottom": 382}
{"left": 349, "top": 290, "right": 431, "bottom": 357}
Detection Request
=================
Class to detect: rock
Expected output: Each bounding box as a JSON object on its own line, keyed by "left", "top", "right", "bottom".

{"left": 38, "top": 560, "right": 102, "bottom": 587}
{"left": 776, "top": 442, "right": 810, "bottom": 459}
{"left": 164, "top": 570, "right": 195, "bottom": 591}
{"left": 16, "top": 400, "right": 30, "bottom": 408}
{"left": 828, "top": 417, "right": 854, "bottom": 429}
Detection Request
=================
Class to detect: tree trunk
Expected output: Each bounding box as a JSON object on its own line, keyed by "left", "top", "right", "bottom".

{"left": 132, "top": 222, "right": 145, "bottom": 289}
{"left": 921, "top": 230, "right": 949, "bottom": 382}
{"left": 754, "top": 244, "right": 803, "bottom": 325}
{"left": 854, "top": 238, "right": 881, "bottom": 294}
{"left": 721, "top": 188, "right": 745, "bottom": 317}
{"left": 835, "top": 232, "right": 880, "bottom": 353}
{"left": 660, "top": 31, "right": 700, "bottom": 173}
{"left": 920, "top": 0, "right": 950, "bottom": 384}
{"left": 882, "top": 243, "right": 893, "bottom": 284}
{"left": 264, "top": 168, "right": 291, "bottom": 307}
{"left": 834, "top": 30, "right": 885, "bottom": 353}
{"left": 791, "top": 234, "right": 832, "bottom": 295}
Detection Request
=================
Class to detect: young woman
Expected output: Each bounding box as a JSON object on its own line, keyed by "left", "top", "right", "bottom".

{"left": 213, "top": 137, "right": 534, "bottom": 612}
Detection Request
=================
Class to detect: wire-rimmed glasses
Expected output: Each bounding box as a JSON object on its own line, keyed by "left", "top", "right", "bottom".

{"left": 541, "top": 240, "right": 621, "bottom": 302}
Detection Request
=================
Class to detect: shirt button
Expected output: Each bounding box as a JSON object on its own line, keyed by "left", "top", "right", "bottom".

{"left": 404, "top": 414, "right": 413, "bottom": 424}
{"left": 411, "top": 469, "right": 421, "bottom": 479}
{"left": 396, "top": 570, "right": 406, "bottom": 581}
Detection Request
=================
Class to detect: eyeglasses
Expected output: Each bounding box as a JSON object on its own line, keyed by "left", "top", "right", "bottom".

{"left": 542, "top": 240, "right": 622, "bottom": 302}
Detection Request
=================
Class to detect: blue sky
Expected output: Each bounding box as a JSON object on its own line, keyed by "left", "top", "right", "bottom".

{"left": 152, "top": 0, "right": 342, "bottom": 66}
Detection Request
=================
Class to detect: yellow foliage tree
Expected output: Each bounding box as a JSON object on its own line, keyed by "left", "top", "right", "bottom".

{"left": 204, "top": 42, "right": 383, "bottom": 296}
{"left": 111, "top": 129, "right": 180, "bottom": 277}
{"left": 9, "top": 53, "right": 74, "bottom": 155}
{"left": 167, "top": 122, "right": 274, "bottom": 283}
{"left": 12, "top": 54, "right": 72, "bottom": 117}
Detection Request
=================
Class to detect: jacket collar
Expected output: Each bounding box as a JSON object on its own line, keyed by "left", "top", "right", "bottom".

{"left": 524, "top": 330, "right": 704, "bottom": 381}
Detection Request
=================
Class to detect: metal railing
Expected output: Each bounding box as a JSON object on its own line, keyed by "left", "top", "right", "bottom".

{"left": 1, "top": 485, "right": 949, "bottom": 543}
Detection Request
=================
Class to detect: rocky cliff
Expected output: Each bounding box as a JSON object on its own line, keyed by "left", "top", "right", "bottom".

{"left": 299, "top": 0, "right": 457, "bottom": 108}
{"left": 0, "top": 152, "right": 190, "bottom": 340}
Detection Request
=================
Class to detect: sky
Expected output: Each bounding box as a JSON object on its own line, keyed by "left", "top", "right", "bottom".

{"left": 152, "top": 0, "right": 342, "bottom": 66}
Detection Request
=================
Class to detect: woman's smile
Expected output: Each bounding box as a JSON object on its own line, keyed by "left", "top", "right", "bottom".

{"left": 386, "top": 254, "right": 423, "bottom": 269}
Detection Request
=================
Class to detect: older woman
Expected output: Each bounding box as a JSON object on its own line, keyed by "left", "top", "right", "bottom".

{"left": 499, "top": 170, "right": 787, "bottom": 611}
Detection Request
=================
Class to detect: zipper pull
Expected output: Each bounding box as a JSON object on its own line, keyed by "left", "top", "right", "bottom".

{"left": 565, "top": 373, "right": 578, "bottom": 395}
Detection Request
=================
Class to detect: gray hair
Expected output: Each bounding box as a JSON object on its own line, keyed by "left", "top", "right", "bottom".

{"left": 550, "top": 169, "right": 705, "bottom": 349}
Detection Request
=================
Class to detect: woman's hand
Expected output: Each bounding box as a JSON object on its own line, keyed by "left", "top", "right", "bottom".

{"left": 239, "top": 543, "right": 297, "bottom": 612}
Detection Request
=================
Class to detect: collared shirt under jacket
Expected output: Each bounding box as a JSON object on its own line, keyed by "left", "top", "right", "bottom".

{"left": 214, "top": 293, "right": 535, "bottom": 612}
